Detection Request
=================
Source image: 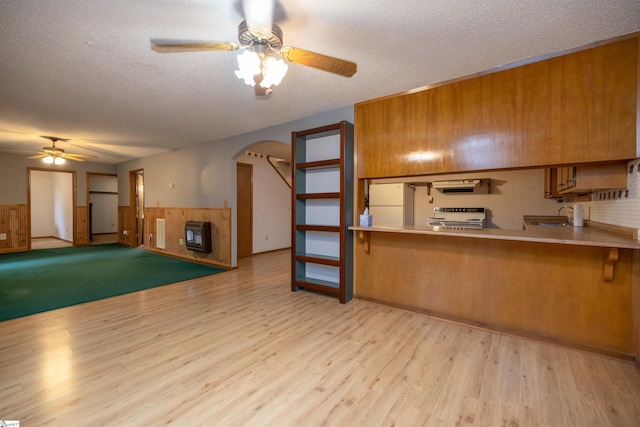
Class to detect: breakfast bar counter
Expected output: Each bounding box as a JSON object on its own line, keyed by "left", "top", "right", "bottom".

{"left": 350, "top": 220, "right": 640, "bottom": 250}
{"left": 351, "top": 221, "right": 640, "bottom": 360}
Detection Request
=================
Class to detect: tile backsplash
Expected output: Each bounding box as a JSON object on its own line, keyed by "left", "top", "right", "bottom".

{"left": 586, "top": 158, "right": 640, "bottom": 232}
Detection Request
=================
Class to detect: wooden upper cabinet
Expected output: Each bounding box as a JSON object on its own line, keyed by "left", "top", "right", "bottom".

{"left": 356, "top": 37, "right": 638, "bottom": 178}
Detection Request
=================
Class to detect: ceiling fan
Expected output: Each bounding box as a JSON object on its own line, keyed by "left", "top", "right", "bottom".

{"left": 29, "top": 136, "right": 97, "bottom": 164}
{"left": 151, "top": 0, "right": 357, "bottom": 96}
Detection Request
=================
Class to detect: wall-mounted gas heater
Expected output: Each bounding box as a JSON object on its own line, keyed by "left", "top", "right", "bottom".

{"left": 184, "top": 221, "right": 212, "bottom": 253}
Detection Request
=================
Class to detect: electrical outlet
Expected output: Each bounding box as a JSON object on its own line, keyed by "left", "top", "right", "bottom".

{"left": 179, "top": 238, "right": 184, "bottom": 245}
{"left": 148, "top": 234, "right": 153, "bottom": 241}
{"left": 0, "top": 233, "right": 6, "bottom": 240}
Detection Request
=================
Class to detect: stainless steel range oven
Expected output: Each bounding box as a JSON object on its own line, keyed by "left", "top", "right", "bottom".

{"left": 427, "top": 207, "right": 486, "bottom": 229}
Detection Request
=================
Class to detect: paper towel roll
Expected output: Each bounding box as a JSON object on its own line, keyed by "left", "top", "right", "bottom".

{"left": 573, "top": 204, "right": 584, "bottom": 227}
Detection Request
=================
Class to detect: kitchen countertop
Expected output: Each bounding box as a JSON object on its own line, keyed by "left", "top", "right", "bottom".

{"left": 349, "top": 218, "right": 640, "bottom": 250}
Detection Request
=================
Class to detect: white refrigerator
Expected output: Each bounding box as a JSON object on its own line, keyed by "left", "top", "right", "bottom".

{"left": 368, "top": 183, "right": 414, "bottom": 228}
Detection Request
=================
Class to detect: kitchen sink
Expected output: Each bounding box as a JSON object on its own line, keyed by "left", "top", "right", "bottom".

{"left": 523, "top": 215, "right": 571, "bottom": 227}
{"left": 529, "top": 221, "right": 570, "bottom": 226}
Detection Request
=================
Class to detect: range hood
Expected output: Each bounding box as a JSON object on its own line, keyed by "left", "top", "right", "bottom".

{"left": 431, "top": 179, "right": 480, "bottom": 193}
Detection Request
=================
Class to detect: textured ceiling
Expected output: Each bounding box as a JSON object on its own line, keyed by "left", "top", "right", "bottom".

{"left": 0, "top": 0, "right": 638, "bottom": 164}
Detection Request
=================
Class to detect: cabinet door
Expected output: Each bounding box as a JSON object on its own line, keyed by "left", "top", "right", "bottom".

{"left": 557, "top": 167, "right": 567, "bottom": 192}
{"left": 559, "top": 162, "right": 628, "bottom": 194}
{"left": 544, "top": 168, "right": 562, "bottom": 198}
{"left": 356, "top": 37, "right": 637, "bottom": 178}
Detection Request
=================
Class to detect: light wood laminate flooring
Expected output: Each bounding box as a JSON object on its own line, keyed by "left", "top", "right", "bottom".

{"left": 31, "top": 237, "right": 73, "bottom": 250}
{"left": 1, "top": 249, "right": 639, "bottom": 426}
{"left": 31, "top": 234, "right": 118, "bottom": 250}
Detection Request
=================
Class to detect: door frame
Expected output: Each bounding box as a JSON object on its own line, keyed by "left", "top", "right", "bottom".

{"left": 128, "top": 169, "right": 144, "bottom": 247}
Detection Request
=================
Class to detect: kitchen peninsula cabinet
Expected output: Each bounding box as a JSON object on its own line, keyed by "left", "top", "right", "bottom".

{"left": 543, "top": 168, "right": 562, "bottom": 198}
{"left": 291, "top": 121, "right": 354, "bottom": 303}
{"left": 556, "top": 163, "right": 628, "bottom": 194}
{"left": 355, "top": 36, "right": 638, "bottom": 178}
{"left": 353, "top": 225, "right": 640, "bottom": 359}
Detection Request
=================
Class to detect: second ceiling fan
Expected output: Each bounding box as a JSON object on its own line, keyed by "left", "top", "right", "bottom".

{"left": 151, "top": 0, "right": 357, "bottom": 96}
{"left": 30, "top": 136, "right": 97, "bottom": 164}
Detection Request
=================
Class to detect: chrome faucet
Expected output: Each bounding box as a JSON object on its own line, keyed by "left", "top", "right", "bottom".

{"left": 558, "top": 205, "right": 573, "bottom": 225}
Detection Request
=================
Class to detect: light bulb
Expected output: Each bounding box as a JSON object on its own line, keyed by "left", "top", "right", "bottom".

{"left": 54, "top": 157, "right": 65, "bottom": 165}
{"left": 260, "top": 56, "right": 288, "bottom": 88}
{"left": 235, "top": 50, "right": 261, "bottom": 86}
{"left": 43, "top": 156, "right": 54, "bottom": 164}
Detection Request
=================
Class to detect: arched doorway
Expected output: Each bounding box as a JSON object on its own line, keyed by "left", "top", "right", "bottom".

{"left": 235, "top": 140, "right": 291, "bottom": 257}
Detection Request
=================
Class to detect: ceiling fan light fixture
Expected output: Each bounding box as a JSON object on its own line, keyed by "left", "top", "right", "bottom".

{"left": 43, "top": 155, "right": 65, "bottom": 165}
{"left": 235, "top": 49, "right": 288, "bottom": 91}
{"left": 260, "top": 56, "right": 287, "bottom": 88}
{"left": 235, "top": 50, "right": 262, "bottom": 86}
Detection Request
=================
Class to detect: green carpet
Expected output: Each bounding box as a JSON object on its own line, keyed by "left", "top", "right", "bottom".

{"left": 0, "top": 244, "right": 225, "bottom": 321}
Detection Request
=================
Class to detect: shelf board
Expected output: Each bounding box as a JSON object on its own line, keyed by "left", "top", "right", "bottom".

{"left": 295, "top": 277, "right": 341, "bottom": 294}
{"left": 296, "top": 224, "right": 340, "bottom": 232}
{"left": 296, "top": 192, "right": 340, "bottom": 200}
{"left": 296, "top": 159, "right": 340, "bottom": 169}
{"left": 295, "top": 253, "right": 341, "bottom": 266}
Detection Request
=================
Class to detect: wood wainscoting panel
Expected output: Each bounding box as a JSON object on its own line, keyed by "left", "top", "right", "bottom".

{"left": 144, "top": 207, "right": 232, "bottom": 269}
{"left": 0, "top": 204, "right": 29, "bottom": 253}
{"left": 118, "top": 206, "right": 134, "bottom": 246}
{"left": 75, "top": 206, "right": 89, "bottom": 246}
{"left": 354, "top": 232, "right": 634, "bottom": 355}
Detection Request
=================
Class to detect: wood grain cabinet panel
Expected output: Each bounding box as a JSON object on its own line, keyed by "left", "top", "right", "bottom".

{"left": 355, "top": 232, "right": 634, "bottom": 355}
{"left": 557, "top": 162, "right": 628, "bottom": 194}
{"left": 356, "top": 37, "right": 638, "bottom": 178}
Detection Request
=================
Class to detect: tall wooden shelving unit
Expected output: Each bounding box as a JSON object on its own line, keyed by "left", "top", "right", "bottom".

{"left": 291, "top": 121, "right": 354, "bottom": 303}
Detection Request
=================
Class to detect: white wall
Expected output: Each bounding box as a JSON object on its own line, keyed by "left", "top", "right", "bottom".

{"left": 30, "top": 170, "right": 73, "bottom": 240}
{"left": 53, "top": 172, "right": 73, "bottom": 241}
{"left": 117, "top": 107, "right": 354, "bottom": 267}
{"left": 238, "top": 153, "right": 291, "bottom": 253}
{"left": 30, "top": 171, "right": 55, "bottom": 237}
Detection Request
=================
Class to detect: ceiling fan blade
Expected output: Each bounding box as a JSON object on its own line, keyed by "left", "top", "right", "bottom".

{"left": 28, "top": 153, "right": 48, "bottom": 159}
{"left": 280, "top": 46, "right": 357, "bottom": 77}
{"left": 151, "top": 40, "right": 240, "bottom": 53}
{"left": 61, "top": 153, "right": 97, "bottom": 160}
{"left": 58, "top": 155, "right": 86, "bottom": 162}
{"left": 243, "top": 0, "right": 274, "bottom": 36}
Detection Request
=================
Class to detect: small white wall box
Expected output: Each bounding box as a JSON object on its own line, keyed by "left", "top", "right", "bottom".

{"left": 184, "top": 221, "right": 212, "bottom": 253}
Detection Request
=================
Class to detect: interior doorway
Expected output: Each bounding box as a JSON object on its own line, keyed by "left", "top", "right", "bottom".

{"left": 236, "top": 162, "right": 253, "bottom": 258}
{"left": 129, "top": 169, "right": 144, "bottom": 247}
{"left": 28, "top": 168, "right": 76, "bottom": 249}
{"left": 87, "top": 172, "right": 118, "bottom": 245}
